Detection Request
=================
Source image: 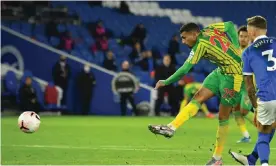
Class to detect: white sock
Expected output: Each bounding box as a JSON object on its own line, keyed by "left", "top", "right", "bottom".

{"left": 213, "top": 155, "right": 221, "bottom": 160}
{"left": 261, "top": 163, "right": 268, "bottom": 166}
{"left": 243, "top": 131, "right": 250, "bottom": 138}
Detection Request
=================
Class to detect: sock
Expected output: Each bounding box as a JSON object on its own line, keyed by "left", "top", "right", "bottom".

{"left": 213, "top": 120, "right": 229, "bottom": 160}
{"left": 244, "top": 111, "right": 255, "bottom": 125}
{"left": 168, "top": 100, "right": 200, "bottom": 130}
{"left": 180, "top": 99, "right": 188, "bottom": 110}
{"left": 234, "top": 111, "right": 250, "bottom": 138}
{"left": 257, "top": 132, "right": 270, "bottom": 164}
{"left": 201, "top": 103, "right": 210, "bottom": 116}
{"left": 248, "top": 129, "right": 275, "bottom": 164}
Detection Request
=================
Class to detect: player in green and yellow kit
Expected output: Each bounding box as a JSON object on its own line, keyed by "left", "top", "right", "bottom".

{"left": 181, "top": 82, "right": 215, "bottom": 118}
{"left": 233, "top": 26, "right": 255, "bottom": 143}
{"left": 148, "top": 21, "right": 243, "bottom": 165}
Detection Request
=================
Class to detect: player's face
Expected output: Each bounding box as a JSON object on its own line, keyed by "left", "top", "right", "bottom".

{"left": 238, "top": 31, "right": 249, "bottom": 47}
{"left": 247, "top": 25, "right": 256, "bottom": 42}
{"left": 180, "top": 31, "right": 197, "bottom": 48}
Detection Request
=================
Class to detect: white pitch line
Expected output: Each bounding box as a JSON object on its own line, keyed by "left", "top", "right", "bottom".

{"left": 2, "top": 144, "right": 276, "bottom": 152}
{"left": 95, "top": 145, "right": 276, "bottom": 151}
{"left": 1, "top": 144, "right": 206, "bottom": 153}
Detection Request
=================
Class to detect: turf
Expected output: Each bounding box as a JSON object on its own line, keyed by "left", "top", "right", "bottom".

{"left": 1, "top": 116, "right": 276, "bottom": 165}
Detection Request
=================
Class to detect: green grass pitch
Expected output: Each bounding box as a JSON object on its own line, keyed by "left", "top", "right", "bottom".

{"left": 1, "top": 116, "right": 276, "bottom": 165}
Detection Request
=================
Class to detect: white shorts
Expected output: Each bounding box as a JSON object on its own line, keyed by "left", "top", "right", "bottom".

{"left": 257, "top": 100, "right": 276, "bottom": 125}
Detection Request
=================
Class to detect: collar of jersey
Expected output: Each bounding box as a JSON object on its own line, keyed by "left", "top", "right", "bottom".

{"left": 254, "top": 35, "right": 268, "bottom": 42}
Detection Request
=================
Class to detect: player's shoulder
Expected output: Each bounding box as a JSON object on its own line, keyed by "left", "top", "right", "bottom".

{"left": 195, "top": 32, "right": 209, "bottom": 44}
{"left": 252, "top": 36, "right": 276, "bottom": 49}
{"left": 242, "top": 44, "right": 253, "bottom": 58}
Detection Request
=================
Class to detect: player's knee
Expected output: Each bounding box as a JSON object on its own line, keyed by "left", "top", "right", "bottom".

{"left": 218, "top": 104, "right": 232, "bottom": 120}
{"left": 218, "top": 110, "right": 230, "bottom": 120}
{"left": 272, "top": 122, "right": 276, "bottom": 129}
{"left": 192, "top": 87, "right": 214, "bottom": 104}
{"left": 218, "top": 114, "right": 230, "bottom": 121}
{"left": 192, "top": 93, "right": 204, "bottom": 104}
{"left": 257, "top": 123, "right": 273, "bottom": 133}
{"left": 192, "top": 92, "right": 207, "bottom": 104}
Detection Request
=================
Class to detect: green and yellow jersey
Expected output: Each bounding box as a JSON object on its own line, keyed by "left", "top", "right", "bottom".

{"left": 187, "top": 22, "right": 242, "bottom": 75}
{"left": 164, "top": 21, "right": 243, "bottom": 91}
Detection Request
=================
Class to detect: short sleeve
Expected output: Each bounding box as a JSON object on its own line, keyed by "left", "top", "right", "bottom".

{"left": 242, "top": 50, "right": 253, "bottom": 75}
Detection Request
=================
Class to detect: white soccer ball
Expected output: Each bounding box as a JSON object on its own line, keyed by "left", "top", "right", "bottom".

{"left": 18, "top": 111, "right": 41, "bottom": 133}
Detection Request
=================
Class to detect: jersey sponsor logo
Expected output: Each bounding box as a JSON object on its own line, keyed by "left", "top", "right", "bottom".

{"left": 187, "top": 50, "right": 195, "bottom": 61}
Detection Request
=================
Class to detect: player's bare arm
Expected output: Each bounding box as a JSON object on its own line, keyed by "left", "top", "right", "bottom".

{"left": 244, "top": 75, "right": 257, "bottom": 108}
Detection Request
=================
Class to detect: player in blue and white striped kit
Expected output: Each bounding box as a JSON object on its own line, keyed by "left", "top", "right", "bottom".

{"left": 230, "top": 16, "right": 276, "bottom": 166}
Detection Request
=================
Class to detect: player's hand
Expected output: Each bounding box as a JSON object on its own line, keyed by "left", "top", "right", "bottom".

{"left": 154, "top": 80, "right": 166, "bottom": 90}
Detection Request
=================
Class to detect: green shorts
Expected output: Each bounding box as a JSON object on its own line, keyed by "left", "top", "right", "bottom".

{"left": 202, "top": 68, "right": 244, "bottom": 106}
{"left": 240, "top": 89, "right": 253, "bottom": 111}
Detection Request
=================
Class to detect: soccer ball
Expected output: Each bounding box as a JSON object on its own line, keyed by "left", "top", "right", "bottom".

{"left": 18, "top": 111, "right": 41, "bottom": 133}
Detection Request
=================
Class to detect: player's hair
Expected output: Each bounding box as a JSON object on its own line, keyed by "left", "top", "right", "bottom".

{"left": 238, "top": 25, "right": 247, "bottom": 35}
{"left": 247, "top": 16, "right": 267, "bottom": 29}
{"left": 179, "top": 23, "right": 200, "bottom": 33}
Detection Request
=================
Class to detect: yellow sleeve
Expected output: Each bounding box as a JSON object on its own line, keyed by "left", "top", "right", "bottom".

{"left": 187, "top": 41, "right": 208, "bottom": 65}
{"left": 207, "top": 21, "right": 234, "bottom": 33}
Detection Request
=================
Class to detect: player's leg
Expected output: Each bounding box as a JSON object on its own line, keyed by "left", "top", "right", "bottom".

{"left": 168, "top": 87, "right": 215, "bottom": 129}
{"left": 240, "top": 90, "right": 255, "bottom": 124}
{"left": 181, "top": 93, "right": 214, "bottom": 118}
{"left": 148, "top": 87, "right": 215, "bottom": 138}
{"left": 254, "top": 100, "right": 275, "bottom": 165}
{"left": 207, "top": 71, "right": 243, "bottom": 165}
{"left": 206, "top": 104, "right": 232, "bottom": 165}
{"left": 180, "top": 94, "right": 189, "bottom": 110}
{"left": 167, "top": 70, "right": 221, "bottom": 130}
{"left": 233, "top": 100, "right": 251, "bottom": 143}
{"left": 148, "top": 71, "right": 218, "bottom": 137}
{"left": 230, "top": 100, "right": 276, "bottom": 165}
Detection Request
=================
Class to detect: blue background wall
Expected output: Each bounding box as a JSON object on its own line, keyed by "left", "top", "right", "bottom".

{"left": 1, "top": 28, "right": 152, "bottom": 115}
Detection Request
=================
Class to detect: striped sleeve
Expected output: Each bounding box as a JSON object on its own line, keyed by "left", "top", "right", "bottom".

{"left": 186, "top": 41, "right": 208, "bottom": 64}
